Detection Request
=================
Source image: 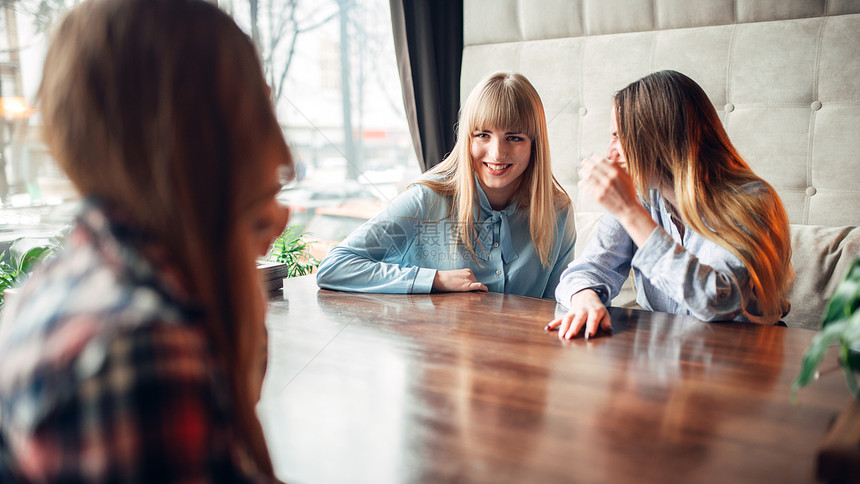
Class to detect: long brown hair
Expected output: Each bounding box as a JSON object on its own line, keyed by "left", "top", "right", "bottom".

{"left": 614, "top": 70, "right": 793, "bottom": 317}
{"left": 39, "top": 0, "right": 289, "bottom": 475}
{"left": 421, "top": 72, "right": 569, "bottom": 266}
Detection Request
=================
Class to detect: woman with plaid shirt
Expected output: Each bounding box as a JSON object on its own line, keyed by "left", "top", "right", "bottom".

{"left": 0, "top": 0, "right": 291, "bottom": 481}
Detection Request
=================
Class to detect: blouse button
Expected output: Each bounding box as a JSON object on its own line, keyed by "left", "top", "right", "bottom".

{"left": 811, "top": 100, "right": 822, "bottom": 111}
{"left": 724, "top": 103, "right": 734, "bottom": 112}
{"left": 806, "top": 186, "right": 816, "bottom": 196}
{"left": 495, "top": 270, "right": 502, "bottom": 275}
{"left": 493, "top": 242, "right": 499, "bottom": 248}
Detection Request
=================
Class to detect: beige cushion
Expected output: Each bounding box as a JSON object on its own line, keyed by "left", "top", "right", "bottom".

{"left": 785, "top": 224, "right": 860, "bottom": 329}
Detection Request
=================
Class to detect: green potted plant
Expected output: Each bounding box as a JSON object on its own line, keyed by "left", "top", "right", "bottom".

{"left": 792, "top": 259, "right": 860, "bottom": 402}
{"left": 0, "top": 237, "right": 62, "bottom": 309}
{"left": 267, "top": 225, "right": 320, "bottom": 278}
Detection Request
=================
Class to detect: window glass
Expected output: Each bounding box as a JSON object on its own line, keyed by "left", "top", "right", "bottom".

{"left": 0, "top": 1, "right": 79, "bottom": 237}
{"left": 0, "top": 0, "right": 418, "bottom": 261}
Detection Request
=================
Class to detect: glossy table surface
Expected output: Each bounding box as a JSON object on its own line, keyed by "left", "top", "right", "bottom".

{"left": 258, "top": 276, "right": 851, "bottom": 484}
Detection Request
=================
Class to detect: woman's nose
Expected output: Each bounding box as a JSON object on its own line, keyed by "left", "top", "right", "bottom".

{"left": 607, "top": 144, "right": 620, "bottom": 162}
{"left": 276, "top": 204, "right": 291, "bottom": 238}
{"left": 490, "top": 139, "right": 505, "bottom": 161}
{"left": 259, "top": 204, "right": 291, "bottom": 257}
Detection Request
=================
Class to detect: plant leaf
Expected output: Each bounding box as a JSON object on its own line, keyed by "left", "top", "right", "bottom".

{"left": 792, "top": 320, "right": 848, "bottom": 403}
{"left": 19, "top": 246, "right": 55, "bottom": 274}
{"left": 821, "top": 259, "right": 860, "bottom": 328}
{"left": 839, "top": 338, "right": 860, "bottom": 400}
{"left": 267, "top": 225, "right": 319, "bottom": 278}
{"left": 1, "top": 237, "right": 62, "bottom": 310}
{"left": 10, "top": 237, "right": 59, "bottom": 273}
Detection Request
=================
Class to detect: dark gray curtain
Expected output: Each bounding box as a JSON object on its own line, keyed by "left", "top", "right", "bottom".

{"left": 389, "top": 0, "right": 463, "bottom": 172}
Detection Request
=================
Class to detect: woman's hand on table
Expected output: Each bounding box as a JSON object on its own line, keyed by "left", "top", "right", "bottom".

{"left": 432, "top": 269, "right": 488, "bottom": 293}
{"left": 545, "top": 289, "right": 612, "bottom": 340}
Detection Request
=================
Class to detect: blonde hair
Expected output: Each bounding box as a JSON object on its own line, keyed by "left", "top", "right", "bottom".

{"left": 419, "top": 72, "right": 569, "bottom": 266}
{"left": 39, "top": 0, "right": 288, "bottom": 474}
{"left": 615, "top": 70, "right": 794, "bottom": 318}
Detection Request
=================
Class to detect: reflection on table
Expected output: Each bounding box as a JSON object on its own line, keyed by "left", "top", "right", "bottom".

{"left": 258, "top": 276, "right": 850, "bottom": 484}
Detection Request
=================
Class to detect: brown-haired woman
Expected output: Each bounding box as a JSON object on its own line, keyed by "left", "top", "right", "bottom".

{"left": 0, "top": 0, "right": 290, "bottom": 480}
{"left": 548, "top": 70, "right": 793, "bottom": 339}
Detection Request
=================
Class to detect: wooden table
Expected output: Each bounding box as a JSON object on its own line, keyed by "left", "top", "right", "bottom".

{"left": 258, "top": 276, "right": 853, "bottom": 484}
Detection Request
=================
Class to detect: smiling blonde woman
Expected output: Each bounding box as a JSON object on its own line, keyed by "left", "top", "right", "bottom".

{"left": 317, "top": 72, "right": 576, "bottom": 298}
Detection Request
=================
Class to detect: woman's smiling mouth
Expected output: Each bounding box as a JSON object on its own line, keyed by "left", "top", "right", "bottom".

{"left": 484, "top": 162, "right": 511, "bottom": 173}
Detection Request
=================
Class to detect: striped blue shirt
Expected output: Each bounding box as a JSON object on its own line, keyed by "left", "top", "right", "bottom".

{"left": 555, "top": 187, "right": 789, "bottom": 324}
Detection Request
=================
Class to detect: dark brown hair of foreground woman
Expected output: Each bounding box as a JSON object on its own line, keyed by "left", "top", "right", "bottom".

{"left": 2, "top": 0, "right": 292, "bottom": 479}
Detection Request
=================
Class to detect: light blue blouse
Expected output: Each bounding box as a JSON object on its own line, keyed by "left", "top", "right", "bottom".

{"left": 316, "top": 180, "right": 577, "bottom": 299}
{"left": 555, "top": 187, "right": 789, "bottom": 324}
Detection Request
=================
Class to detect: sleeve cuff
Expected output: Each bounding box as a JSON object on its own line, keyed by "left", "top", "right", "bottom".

{"left": 411, "top": 267, "right": 437, "bottom": 293}
{"left": 557, "top": 284, "right": 612, "bottom": 309}
{"left": 631, "top": 227, "right": 674, "bottom": 278}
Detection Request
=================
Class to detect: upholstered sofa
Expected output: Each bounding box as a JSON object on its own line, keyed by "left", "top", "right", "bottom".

{"left": 459, "top": 0, "right": 860, "bottom": 328}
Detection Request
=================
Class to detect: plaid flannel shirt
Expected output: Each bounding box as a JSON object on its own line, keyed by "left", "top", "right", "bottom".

{"left": 0, "top": 200, "right": 278, "bottom": 483}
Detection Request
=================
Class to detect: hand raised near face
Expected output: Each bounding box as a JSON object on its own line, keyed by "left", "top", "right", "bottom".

{"left": 578, "top": 153, "right": 658, "bottom": 247}
{"left": 577, "top": 153, "right": 639, "bottom": 218}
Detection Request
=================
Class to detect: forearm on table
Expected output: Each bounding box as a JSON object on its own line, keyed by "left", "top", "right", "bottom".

{"left": 316, "top": 247, "right": 435, "bottom": 293}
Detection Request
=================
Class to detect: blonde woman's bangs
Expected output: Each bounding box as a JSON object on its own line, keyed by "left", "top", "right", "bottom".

{"left": 467, "top": 84, "right": 537, "bottom": 139}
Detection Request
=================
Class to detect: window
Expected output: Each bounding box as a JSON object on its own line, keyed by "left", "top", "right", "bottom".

{"left": 0, "top": 1, "right": 73, "bottom": 232}
{"left": 0, "top": 0, "right": 417, "bottom": 261}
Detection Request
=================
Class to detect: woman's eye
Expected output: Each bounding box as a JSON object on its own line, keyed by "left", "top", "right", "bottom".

{"left": 472, "top": 132, "right": 489, "bottom": 139}
{"left": 508, "top": 136, "right": 524, "bottom": 142}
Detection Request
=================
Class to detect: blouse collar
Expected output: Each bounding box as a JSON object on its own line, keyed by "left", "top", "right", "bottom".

{"left": 473, "top": 176, "right": 519, "bottom": 263}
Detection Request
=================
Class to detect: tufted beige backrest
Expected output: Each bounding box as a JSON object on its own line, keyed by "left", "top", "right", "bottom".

{"left": 461, "top": 0, "right": 860, "bottom": 326}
